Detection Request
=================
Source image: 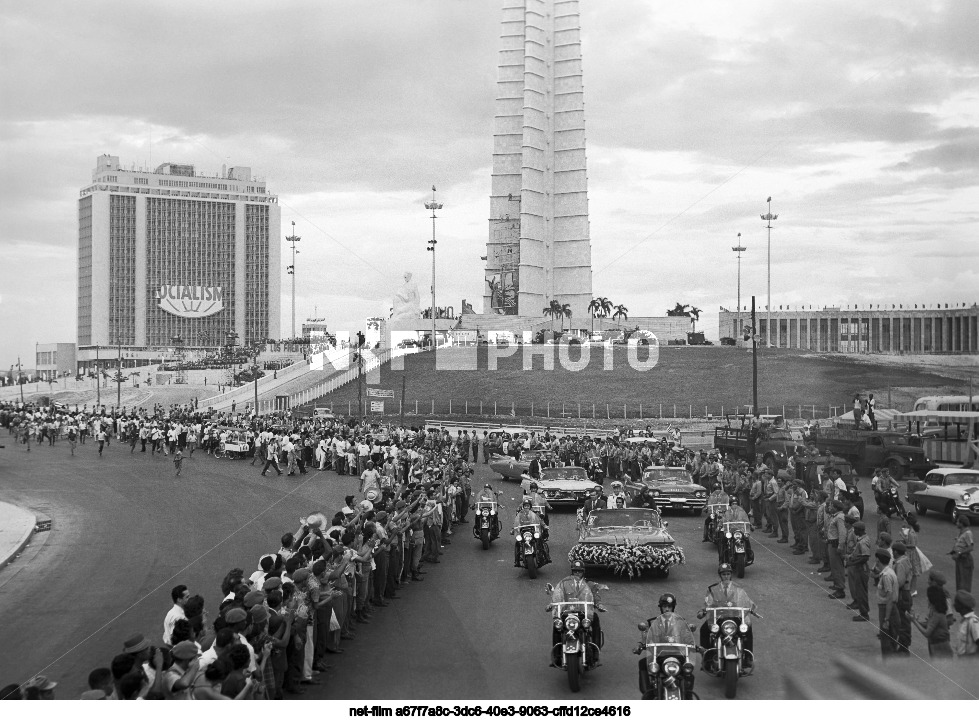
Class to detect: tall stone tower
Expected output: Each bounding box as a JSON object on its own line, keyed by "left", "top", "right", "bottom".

{"left": 483, "top": 0, "right": 592, "bottom": 321}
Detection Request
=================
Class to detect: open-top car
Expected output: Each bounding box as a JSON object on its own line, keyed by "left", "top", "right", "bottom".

{"left": 489, "top": 449, "right": 547, "bottom": 481}
{"left": 521, "top": 466, "right": 599, "bottom": 505}
{"left": 568, "top": 507, "right": 685, "bottom": 578}
{"left": 907, "top": 468, "right": 979, "bottom": 525}
{"left": 624, "top": 466, "right": 708, "bottom": 515}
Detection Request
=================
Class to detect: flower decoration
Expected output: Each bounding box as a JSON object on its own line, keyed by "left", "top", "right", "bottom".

{"left": 568, "top": 541, "right": 685, "bottom": 579}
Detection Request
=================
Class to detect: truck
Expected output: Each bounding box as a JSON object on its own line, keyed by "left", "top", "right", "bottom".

{"left": 713, "top": 422, "right": 799, "bottom": 468}
{"left": 810, "top": 426, "right": 936, "bottom": 480}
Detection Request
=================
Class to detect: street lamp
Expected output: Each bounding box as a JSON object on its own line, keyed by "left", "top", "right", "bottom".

{"left": 425, "top": 185, "right": 443, "bottom": 365}
{"left": 732, "top": 233, "right": 746, "bottom": 342}
{"left": 285, "top": 221, "right": 301, "bottom": 339}
{"left": 760, "top": 197, "right": 778, "bottom": 348}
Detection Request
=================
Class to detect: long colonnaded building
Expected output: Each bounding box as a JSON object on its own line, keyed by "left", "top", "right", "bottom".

{"left": 718, "top": 304, "right": 978, "bottom": 354}
{"left": 77, "top": 155, "right": 281, "bottom": 357}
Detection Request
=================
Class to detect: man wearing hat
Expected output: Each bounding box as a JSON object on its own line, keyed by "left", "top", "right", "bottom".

{"left": 825, "top": 500, "right": 848, "bottom": 598}
{"left": 163, "top": 641, "right": 200, "bottom": 699}
{"left": 951, "top": 590, "right": 979, "bottom": 656}
{"left": 845, "top": 521, "right": 872, "bottom": 621}
{"left": 875, "top": 550, "right": 901, "bottom": 656}
{"left": 23, "top": 675, "right": 57, "bottom": 700}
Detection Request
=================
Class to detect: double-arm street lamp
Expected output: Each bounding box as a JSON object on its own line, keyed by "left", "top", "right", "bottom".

{"left": 425, "top": 186, "right": 443, "bottom": 365}
{"left": 732, "top": 233, "right": 746, "bottom": 341}
{"left": 760, "top": 197, "right": 778, "bottom": 348}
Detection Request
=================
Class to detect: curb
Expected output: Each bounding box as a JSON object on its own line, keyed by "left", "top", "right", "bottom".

{"left": 0, "top": 508, "right": 37, "bottom": 572}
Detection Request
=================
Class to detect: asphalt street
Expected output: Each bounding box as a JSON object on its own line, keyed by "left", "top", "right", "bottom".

{"left": 0, "top": 434, "right": 974, "bottom": 701}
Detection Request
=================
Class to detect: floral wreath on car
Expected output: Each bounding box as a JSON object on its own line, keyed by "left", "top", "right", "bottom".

{"left": 568, "top": 540, "right": 685, "bottom": 579}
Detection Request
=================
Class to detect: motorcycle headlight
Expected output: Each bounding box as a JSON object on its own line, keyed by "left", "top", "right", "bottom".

{"left": 711, "top": 624, "right": 719, "bottom": 634}
{"left": 649, "top": 661, "right": 659, "bottom": 673}
{"left": 533, "top": 531, "right": 540, "bottom": 539}
{"left": 481, "top": 509, "right": 489, "bottom": 516}
{"left": 734, "top": 531, "right": 743, "bottom": 539}
{"left": 722, "top": 620, "right": 737, "bottom": 636}
{"left": 522, "top": 532, "right": 532, "bottom": 542}
{"left": 565, "top": 616, "right": 580, "bottom": 631}
{"left": 491, "top": 509, "right": 496, "bottom": 515}
{"left": 554, "top": 618, "right": 563, "bottom": 629}
{"left": 663, "top": 659, "right": 681, "bottom": 676}
{"left": 682, "top": 661, "right": 695, "bottom": 676}
{"left": 709, "top": 513, "right": 715, "bottom": 519}
{"left": 740, "top": 623, "right": 748, "bottom": 633}
{"left": 726, "top": 532, "right": 732, "bottom": 539}
{"left": 582, "top": 617, "right": 591, "bottom": 628}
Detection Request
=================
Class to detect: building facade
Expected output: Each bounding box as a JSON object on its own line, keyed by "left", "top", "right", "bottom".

{"left": 78, "top": 155, "right": 280, "bottom": 350}
{"left": 35, "top": 343, "right": 77, "bottom": 380}
{"left": 718, "top": 305, "right": 979, "bottom": 354}
{"left": 483, "top": 0, "right": 592, "bottom": 320}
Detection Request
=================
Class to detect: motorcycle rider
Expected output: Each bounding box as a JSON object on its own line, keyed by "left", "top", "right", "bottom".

{"left": 697, "top": 563, "right": 758, "bottom": 671}
{"left": 704, "top": 484, "right": 730, "bottom": 542}
{"left": 473, "top": 483, "right": 502, "bottom": 534}
{"left": 718, "top": 497, "right": 754, "bottom": 564}
{"left": 512, "top": 498, "right": 548, "bottom": 567}
{"left": 642, "top": 593, "right": 698, "bottom": 646}
{"left": 872, "top": 467, "right": 903, "bottom": 517}
{"left": 526, "top": 481, "right": 553, "bottom": 523}
{"left": 608, "top": 480, "right": 629, "bottom": 508}
{"left": 548, "top": 560, "right": 606, "bottom": 666}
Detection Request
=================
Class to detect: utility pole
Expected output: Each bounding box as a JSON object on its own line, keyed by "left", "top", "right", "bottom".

{"left": 17, "top": 357, "right": 24, "bottom": 404}
{"left": 400, "top": 375, "right": 406, "bottom": 427}
{"left": 760, "top": 197, "right": 778, "bottom": 348}
{"left": 751, "top": 296, "right": 758, "bottom": 416}
{"left": 285, "top": 220, "right": 301, "bottom": 339}
{"left": 117, "top": 337, "right": 123, "bottom": 408}
{"left": 425, "top": 186, "right": 443, "bottom": 367}
{"left": 95, "top": 345, "right": 100, "bottom": 408}
{"left": 732, "top": 233, "right": 746, "bottom": 342}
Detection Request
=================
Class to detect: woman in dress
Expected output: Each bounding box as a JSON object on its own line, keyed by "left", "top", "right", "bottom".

{"left": 902, "top": 512, "right": 922, "bottom": 597}
{"left": 910, "top": 586, "right": 953, "bottom": 657}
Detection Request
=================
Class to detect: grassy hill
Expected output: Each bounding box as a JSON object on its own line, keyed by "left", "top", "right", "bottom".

{"left": 305, "top": 346, "right": 967, "bottom": 421}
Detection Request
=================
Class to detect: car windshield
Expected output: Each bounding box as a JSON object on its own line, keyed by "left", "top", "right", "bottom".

{"left": 588, "top": 509, "right": 663, "bottom": 529}
{"left": 944, "top": 474, "right": 979, "bottom": 486}
{"left": 642, "top": 468, "right": 693, "bottom": 484}
{"left": 765, "top": 430, "right": 793, "bottom": 441}
{"left": 541, "top": 467, "right": 588, "bottom": 481}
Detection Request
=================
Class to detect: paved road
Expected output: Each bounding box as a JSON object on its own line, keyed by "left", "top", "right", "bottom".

{"left": 0, "top": 436, "right": 974, "bottom": 700}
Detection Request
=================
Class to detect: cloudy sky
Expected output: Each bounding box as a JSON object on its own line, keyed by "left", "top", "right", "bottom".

{"left": 2, "top": 0, "right": 977, "bottom": 368}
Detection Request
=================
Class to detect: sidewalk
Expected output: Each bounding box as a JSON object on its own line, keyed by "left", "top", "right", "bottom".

{"left": 0, "top": 501, "right": 36, "bottom": 571}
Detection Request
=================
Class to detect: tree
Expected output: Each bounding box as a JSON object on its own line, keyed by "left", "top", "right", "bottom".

{"left": 612, "top": 304, "right": 629, "bottom": 325}
{"left": 666, "top": 302, "right": 690, "bottom": 317}
{"left": 588, "top": 298, "right": 602, "bottom": 335}
{"left": 688, "top": 306, "right": 702, "bottom": 332}
{"left": 560, "top": 303, "right": 572, "bottom": 333}
{"left": 543, "top": 299, "right": 562, "bottom": 332}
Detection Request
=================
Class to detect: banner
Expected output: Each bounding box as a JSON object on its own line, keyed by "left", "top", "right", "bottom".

{"left": 156, "top": 285, "right": 224, "bottom": 318}
{"left": 370, "top": 401, "right": 385, "bottom": 413}
{"left": 367, "top": 388, "right": 394, "bottom": 398}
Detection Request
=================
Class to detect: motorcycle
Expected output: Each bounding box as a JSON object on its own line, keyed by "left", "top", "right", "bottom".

{"left": 634, "top": 622, "right": 699, "bottom": 700}
{"left": 698, "top": 606, "right": 761, "bottom": 699}
{"left": 545, "top": 590, "right": 602, "bottom": 693}
{"left": 514, "top": 523, "right": 550, "bottom": 578}
{"left": 587, "top": 456, "right": 605, "bottom": 484}
{"left": 874, "top": 485, "right": 907, "bottom": 520}
{"left": 840, "top": 484, "right": 865, "bottom": 519}
{"left": 472, "top": 497, "right": 503, "bottom": 550}
{"left": 717, "top": 520, "right": 754, "bottom": 578}
{"left": 703, "top": 502, "right": 728, "bottom": 542}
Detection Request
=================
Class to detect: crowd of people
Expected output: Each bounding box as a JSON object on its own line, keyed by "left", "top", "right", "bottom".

{"left": 1, "top": 400, "right": 976, "bottom": 699}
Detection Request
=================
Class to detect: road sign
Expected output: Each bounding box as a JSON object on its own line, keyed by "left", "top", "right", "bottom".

{"left": 367, "top": 388, "right": 394, "bottom": 398}
{"left": 370, "top": 401, "right": 385, "bottom": 413}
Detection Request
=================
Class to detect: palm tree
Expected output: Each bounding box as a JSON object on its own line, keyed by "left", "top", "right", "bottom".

{"left": 599, "top": 296, "right": 613, "bottom": 319}
{"left": 543, "top": 300, "right": 561, "bottom": 332}
{"left": 561, "top": 303, "right": 572, "bottom": 334}
{"left": 588, "top": 298, "right": 602, "bottom": 335}
{"left": 666, "top": 302, "right": 690, "bottom": 317}
{"left": 613, "top": 304, "right": 629, "bottom": 326}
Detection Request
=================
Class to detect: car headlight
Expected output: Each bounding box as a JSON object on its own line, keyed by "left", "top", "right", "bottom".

{"left": 652, "top": 490, "right": 659, "bottom": 496}
{"left": 963, "top": 493, "right": 971, "bottom": 503}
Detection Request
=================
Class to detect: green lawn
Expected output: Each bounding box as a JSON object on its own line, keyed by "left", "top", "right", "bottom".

{"left": 307, "top": 346, "right": 966, "bottom": 421}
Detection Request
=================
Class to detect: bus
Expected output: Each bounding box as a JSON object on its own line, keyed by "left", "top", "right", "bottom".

{"left": 912, "top": 395, "right": 979, "bottom": 413}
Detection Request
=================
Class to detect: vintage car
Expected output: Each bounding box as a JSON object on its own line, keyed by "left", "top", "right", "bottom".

{"left": 568, "top": 507, "right": 685, "bottom": 578}
{"left": 520, "top": 466, "right": 600, "bottom": 505}
{"left": 907, "top": 468, "right": 979, "bottom": 525}
{"left": 624, "top": 466, "right": 708, "bottom": 515}
{"left": 489, "top": 449, "right": 547, "bottom": 481}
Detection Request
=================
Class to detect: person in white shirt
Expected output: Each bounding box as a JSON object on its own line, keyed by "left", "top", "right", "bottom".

{"left": 163, "top": 584, "right": 190, "bottom": 645}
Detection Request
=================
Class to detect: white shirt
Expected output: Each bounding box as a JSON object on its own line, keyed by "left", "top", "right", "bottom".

{"left": 163, "top": 603, "right": 186, "bottom": 645}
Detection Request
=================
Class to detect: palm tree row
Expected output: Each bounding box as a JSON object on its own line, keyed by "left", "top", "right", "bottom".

{"left": 542, "top": 299, "right": 573, "bottom": 333}
{"left": 587, "top": 296, "right": 628, "bottom": 334}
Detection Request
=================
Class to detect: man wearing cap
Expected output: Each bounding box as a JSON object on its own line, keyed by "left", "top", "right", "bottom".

{"left": 773, "top": 471, "right": 791, "bottom": 543}
{"left": 892, "top": 541, "right": 914, "bottom": 654}
{"left": 826, "top": 501, "right": 848, "bottom": 598}
{"left": 224, "top": 606, "right": 258, "bottom": 674}
{"left": 763, "top": 469, "right": 779, "bottom": 535}
{"left": 845, "top": 521, "right": 872, "bottom": 621}
{"left": 547, "top": 561, "right": 603, "bottom": 666}
{"left": 951, "top": 590, "right": 979, "bottom": 656}
{"left": 749, "top": 469, "right": 765, "bottom": 529}
{"left": 23, "top": 675, "right": 57, "bottom": 700}
{"left": 163, "top": 640, "right": 200, "bottom": 699}
{"left": 786, "top": 478, "right": 809, "bottom": 554}
{"left": 951, "top": 515, "right": 974, "bottom": 593}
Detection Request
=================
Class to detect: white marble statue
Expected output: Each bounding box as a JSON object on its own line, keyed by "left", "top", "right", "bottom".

{"left": 389, "top": 271, "right": 422, "bottom": 324}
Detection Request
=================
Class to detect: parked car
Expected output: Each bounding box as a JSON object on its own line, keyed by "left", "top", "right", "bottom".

{"left": 907, "top": 468, "right": 979, "bottom": 525}
{"left": 623, "top": 467, "right": 708, "bottom": 515}
{"left": 521, "top": 466, "right": 600, "bottom": 506}
{"left": 568, "top": 507, "right": 685, "bottom": 578}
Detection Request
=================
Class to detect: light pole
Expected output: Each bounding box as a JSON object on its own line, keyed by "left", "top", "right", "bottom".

{"left": 95, "top": 345, "right": 100, "bottom": 408}
{"left": 732, "top": 233, "right": 746, "bottom": 342}
{"left": 17, "top": 357, "right": 24, "bottom": 404}
{"left": 285, "top": 220, "right": 301, "bottom": 339}
{"left": 425, "top": 186, "right": 443, "bottom": 365}
{"left": 116, "top": 336, "right": 123, "bottom": 409}
{"left": 760, "top": 197, "right": 778, "bottom": 347}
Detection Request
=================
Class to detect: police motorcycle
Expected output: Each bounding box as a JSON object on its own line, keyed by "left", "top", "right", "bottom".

{"left": 544, "top": 577, "right": 605, "bottom": 692}
{"left": 634, "top": 595, "right": 700, "bottom": 700}
{"left": 717, "top": 519, "right": 754, "bottom": 578}
{"left": 513, "top": 521, "right": 550, "bottom": 578}
{"left": 703, "top": 491, "right": 729, "bottom": 543}
{"left": 697, "top": 604, "right": 762, "bottom": 699}
{"left": 472, "top": 491, "right": 504, "bottom": 550}
{"left": 874, "top": 482, "right": 907, "bottom": 521}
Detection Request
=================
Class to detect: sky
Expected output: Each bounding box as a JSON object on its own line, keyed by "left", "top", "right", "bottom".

{"left": 1, "top": 0, "right": 977, "bottom": 368}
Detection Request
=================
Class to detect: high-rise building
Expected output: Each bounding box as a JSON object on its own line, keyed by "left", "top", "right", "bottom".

{"left": 77, "top": 155, "right": 281, "bottom": 349}
{"left": 483, "top": 0, "right": 593, "bottom": 319}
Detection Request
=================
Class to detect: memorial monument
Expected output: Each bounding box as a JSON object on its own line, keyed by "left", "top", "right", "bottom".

{"left": 482, "top": 0, "right": 593, "bottom": 320}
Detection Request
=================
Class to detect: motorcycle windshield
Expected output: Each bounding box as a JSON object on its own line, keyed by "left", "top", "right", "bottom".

{"left": 644, "top": 615, "right": 697, "bottom": 646}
